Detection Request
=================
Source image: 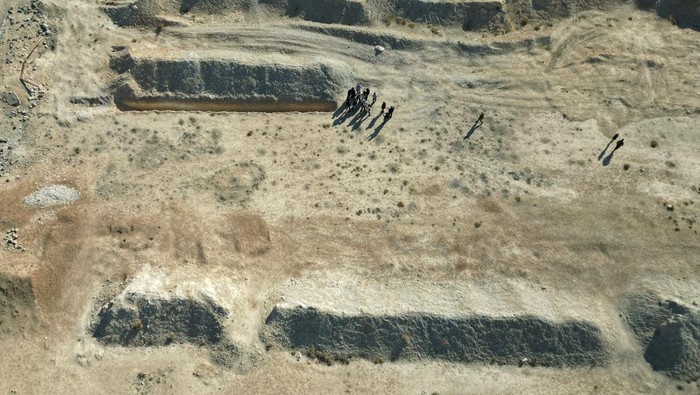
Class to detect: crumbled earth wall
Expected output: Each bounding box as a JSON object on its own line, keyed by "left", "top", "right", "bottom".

{"left": 263, "top": 305, "right": 610, "bottom": 367}
{"left": 110, "top": 48, "right": 348, "bottom": 111}
{"left": 102, "top": 0, "right": 247, "bottom": 27}
{"left": 529, "top": 0, "right": 606, "bottom": 17}
{"left": 259, "top": 0, "right": 372, "bottom": 25}
{"left": 391, "top": 0, "right": 508, "bottom": 30}
{"left": 101, "top": 0, "right": 644, "bottom": 30}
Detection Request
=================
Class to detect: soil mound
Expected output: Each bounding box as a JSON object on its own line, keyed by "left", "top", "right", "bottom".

{"left": 624, "top": 292, "right": 700, "bottom": 381}
{"left": 644, "top": 313, "right": 700, "bottom": 382}
{"left": 93, "top": 292, "right": 228, "bottom": 346}
{"left": 110, "top": 47, "right": 349, "bottom": 112}
{"left": 623, "top": 292, "right": 689, "bottom": 347}
{"left": 263, "top": 305, "right": 610, "bottom": 367}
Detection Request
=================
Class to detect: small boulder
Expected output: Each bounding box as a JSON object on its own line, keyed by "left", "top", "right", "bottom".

{"left": 1, "top": 92, "right": 20, "bottom": 107}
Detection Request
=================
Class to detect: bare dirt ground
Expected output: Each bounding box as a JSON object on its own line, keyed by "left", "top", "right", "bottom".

{"left": 0, "top": 0, "right": 699, "bottom": 393}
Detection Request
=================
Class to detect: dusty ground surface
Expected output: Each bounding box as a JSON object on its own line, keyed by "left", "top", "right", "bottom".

{"left": 0, "top": 0, "right": 699, "bottom": 393}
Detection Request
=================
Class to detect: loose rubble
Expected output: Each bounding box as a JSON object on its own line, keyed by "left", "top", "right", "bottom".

{"left": 22, "top": 185, "right": 80, "bottom": 208}
{"left": 3, "top": 228, "right": 24, "bottom": 251}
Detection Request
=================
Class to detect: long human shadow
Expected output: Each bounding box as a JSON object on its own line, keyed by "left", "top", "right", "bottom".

{"left": 602, "top": 143, "right": 623, "bottom": 166}
{"left": 348, "top": 108, "right": 365, "bottom": 128}
{"left": 352, "top": 111, "right": 369, "bottom": 131}
{"left": 463, "top": 120, "right": 482, "bottom": 140}
{"left": 598, "top": 133, "right": 619, "bottom": 160}
{"left": 332, "top": 102, "right": 348, "bottom": 119}
{"left": 602, "top": 150, "right": 616, "bottom": 166}
{"left": 333, "top": 104, "right": 359, "bottom": 126}
{"left": 368, "top": 119, "right": 388, "bottom": 140}
{"left": 366, "top": 113, "right": 382, "bottom": 130}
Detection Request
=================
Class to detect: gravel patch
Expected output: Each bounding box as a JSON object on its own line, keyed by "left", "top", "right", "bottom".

{"left": 22, "top": 185, "right": 80, "bottom": 208}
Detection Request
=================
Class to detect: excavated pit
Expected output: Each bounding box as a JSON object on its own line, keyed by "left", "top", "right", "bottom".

{"left": 263, "top": 305, "right": 610, "bottom": 367}
{"left": 110, "top": 47, "right": 348, "bottom": 112}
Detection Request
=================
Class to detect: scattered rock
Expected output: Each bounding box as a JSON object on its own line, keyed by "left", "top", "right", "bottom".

{"left": 3, "top": 228, "right": 24, "bottom": 251}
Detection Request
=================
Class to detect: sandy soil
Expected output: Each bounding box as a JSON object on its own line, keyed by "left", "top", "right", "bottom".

{"left": 0, "top": 0, "right": 698, "bottom": 393}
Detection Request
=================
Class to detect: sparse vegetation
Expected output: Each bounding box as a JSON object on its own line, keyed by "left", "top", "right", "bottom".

{"left": 306, "top": 347, "right": 336, "bottom": 366}
{"left": 131, "top": 319, "right": 143, "bottom": 332}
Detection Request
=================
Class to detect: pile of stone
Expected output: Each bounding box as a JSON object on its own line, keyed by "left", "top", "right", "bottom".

{"left": 22, "top": 185, "right": 80, "bottom": 208}
{"left": 3, "top": 228, "right": 24, "bottom": 251}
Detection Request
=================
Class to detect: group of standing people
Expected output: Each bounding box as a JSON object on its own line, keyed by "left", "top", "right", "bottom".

{"left": 345, "top": 83, "right": 395, "bottom": 122}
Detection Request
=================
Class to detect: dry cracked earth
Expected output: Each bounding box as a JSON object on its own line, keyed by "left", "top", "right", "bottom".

{"left": 0, "top": 0, "right": 699, "bottom": 393}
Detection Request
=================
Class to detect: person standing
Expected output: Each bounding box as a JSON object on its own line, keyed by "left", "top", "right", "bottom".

{"left": 380, "top": 102, "right": 386, "bottom": 114}
{"left": 346, "top": 88, "right": 355, "bottom": 106}
{"left": 363, "top": 100, "right": 370, "bottom": 116}
{"left": 384, "top": 106, "right": 394, "bottom": 121}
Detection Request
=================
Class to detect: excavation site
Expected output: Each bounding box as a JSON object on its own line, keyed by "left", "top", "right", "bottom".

{"left": 0, "top": 0, "right": 699, "bottom": 393}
